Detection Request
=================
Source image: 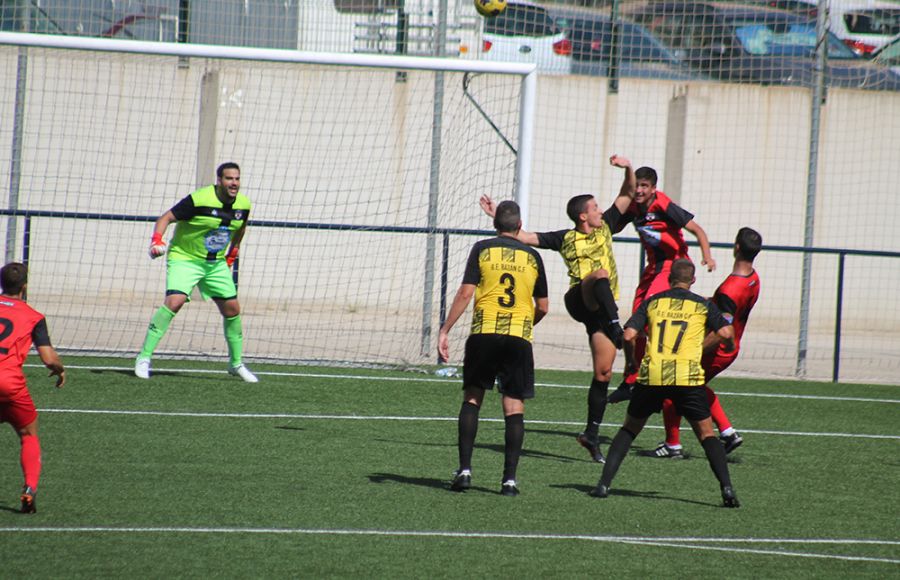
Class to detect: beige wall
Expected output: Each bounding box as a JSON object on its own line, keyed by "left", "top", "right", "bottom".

{"left": 0, "top": 46, "right": 897, "bottom": 383}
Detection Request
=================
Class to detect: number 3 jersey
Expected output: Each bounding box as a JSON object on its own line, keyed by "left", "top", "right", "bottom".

{"left": 167, "top": 185, "right": 251, "bottom": 262}
{"left": 462, "top": 236, "right": 548, "bottom": 342}
{"left": 626, "top": 287, "right": 730, "bottom": 386}
{"left": 0, "top": 297, "right": 51, "bottom": 399}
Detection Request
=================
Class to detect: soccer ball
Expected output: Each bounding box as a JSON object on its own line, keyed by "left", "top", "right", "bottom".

{"left": 475, "top": 0, "right": 507, "bottom": 18}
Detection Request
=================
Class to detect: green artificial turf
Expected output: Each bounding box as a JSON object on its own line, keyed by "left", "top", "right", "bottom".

{"left": 1, "top": 358, "right": 897, "bottom": 578}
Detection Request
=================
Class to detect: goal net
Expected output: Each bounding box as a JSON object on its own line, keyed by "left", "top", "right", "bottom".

{"left": 0, "top": 33, "right": 536, "bottom": 368}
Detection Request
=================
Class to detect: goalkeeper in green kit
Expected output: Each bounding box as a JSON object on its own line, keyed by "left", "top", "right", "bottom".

{"left": 135, "top": 162, "right": 258, "bottom": 382}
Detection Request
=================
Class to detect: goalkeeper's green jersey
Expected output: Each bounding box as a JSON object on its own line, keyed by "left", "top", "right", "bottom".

{"left": 167, "top": 185, "right": 251, "bottom": 262}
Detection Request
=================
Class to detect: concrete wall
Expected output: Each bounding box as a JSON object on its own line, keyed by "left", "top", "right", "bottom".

{"left": 0, "top": 45, "right": 897, "bottom": 383}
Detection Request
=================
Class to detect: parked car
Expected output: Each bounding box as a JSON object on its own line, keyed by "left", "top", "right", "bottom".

{"left": 552, "top": 12, "right": 709, "bottom": 80}
{"left": 755, "top": 0, "right": 900, "bottom": 57}
{"left": 480, "top": 0, "right": 573, "bottom": 74}
{"left": 627, "top": 1, "right": 900, "bottom": 90}
{"left": 872, "top": 32, "right": 900, "bottom": 75}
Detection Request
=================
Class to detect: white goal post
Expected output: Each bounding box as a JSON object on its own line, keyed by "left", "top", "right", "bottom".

{"left": 0, "top": 32, "right": 537, "bottom": 368}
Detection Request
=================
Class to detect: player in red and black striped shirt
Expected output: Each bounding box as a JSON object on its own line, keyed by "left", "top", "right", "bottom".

{"left": 607, "top": 166, "right": 717, "bottom": 400}
{"left": 655, "top": 227, "right": 762, "bottom": 458}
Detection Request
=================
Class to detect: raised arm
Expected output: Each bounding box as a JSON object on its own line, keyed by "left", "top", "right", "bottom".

{"left": 609, "top": 154, "right": 636, "bottom": 214}
{"left": 479, "top": 195, "right": 540, "bottom": 246}
{"left": 684, "top": 219, "right": 716, "bottom": 272}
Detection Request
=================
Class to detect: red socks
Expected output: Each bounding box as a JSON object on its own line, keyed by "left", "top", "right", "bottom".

{"left": 20, "top": 434, "right": 41, "bottom": 491}
{"left": 663, "top": 386, "right": 733, "bottom": 447}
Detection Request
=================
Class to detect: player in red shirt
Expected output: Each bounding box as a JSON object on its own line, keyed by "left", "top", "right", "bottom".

{"left": 0, "top": 263, "right": 66, "bottom": 513}
{"left": 606, "top": 166, "right": 716, "bottom": 401}
{"left": 653, "top": 228, "right": 762, "bottom": 458}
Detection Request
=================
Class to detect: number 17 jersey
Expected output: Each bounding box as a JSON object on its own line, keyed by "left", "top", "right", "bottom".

{"left": 462, "top": 236, "right": 548, "bottom": 342}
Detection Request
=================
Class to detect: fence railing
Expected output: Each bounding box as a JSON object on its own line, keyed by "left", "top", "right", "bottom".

{"left": 6, "top": 208, "right": 898, "bottom": 383}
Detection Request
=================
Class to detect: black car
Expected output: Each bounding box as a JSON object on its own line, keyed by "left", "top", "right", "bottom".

{"left": 627, "top": 1, "right": 900, "bottom": 90}
{"left": 555, "top": 13, "right": 709, "bottom": 80}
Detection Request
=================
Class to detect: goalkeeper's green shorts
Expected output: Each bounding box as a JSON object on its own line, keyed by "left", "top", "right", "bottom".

{"left": 166, "top": 259, "right": 237, "bottom": 301}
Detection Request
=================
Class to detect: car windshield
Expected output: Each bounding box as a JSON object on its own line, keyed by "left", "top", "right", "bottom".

{"left": 734, "top": 22, "right": 858, "bottom": 59}
{"left": 843, "top": 9, "right": 900, "bottom": 36}
{"left": 484, "top": 5, "right": 560, "bottom": 37}
{"left": 875, "top": 37, "right": 900, "bottom": 65}
{"left": 570, "top": 19, "right": 677, "bottom": 62}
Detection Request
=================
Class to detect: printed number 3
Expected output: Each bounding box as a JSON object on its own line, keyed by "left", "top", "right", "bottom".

{"left": 498, "top": 273, "right": 516, "bottom": 308}
{"left": 0, "top": 317, "right": 14, "bottom": 354}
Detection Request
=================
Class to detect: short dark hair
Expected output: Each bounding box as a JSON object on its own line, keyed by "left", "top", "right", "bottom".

{"left": 566, "top": 194, "right": 593, "bottom": 224}
{"left": 668, "top": 258, "right": 695, "bottom": 285}
{"left": 494, "top": 200, "right": 521, "bottom": 233}
{"left": 216, "top": 162, "right": 240, "bottom": 179}
{"left": 1, "top": 262, "right": 28, "bottom": 295}
{"left": 735, "top": 227, "right": 762, "bottom": 261}
{"left": 635, "top": 166, "right": 658, "bottom": 185}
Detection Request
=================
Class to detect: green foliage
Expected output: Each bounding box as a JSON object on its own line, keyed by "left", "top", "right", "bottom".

{"left": 1, "top": 358, "right": 898, "bottom": 577}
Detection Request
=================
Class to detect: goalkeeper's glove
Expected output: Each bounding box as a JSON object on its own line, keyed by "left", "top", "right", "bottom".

{"left": 226, "top": 246, "right": 239, "bottom": 267}
{"left": 149, "top": 233, "right": 167, "bottom": 259}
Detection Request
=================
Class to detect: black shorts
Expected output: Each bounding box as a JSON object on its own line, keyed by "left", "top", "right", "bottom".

{"left": 564, "top": 283, "right": 610, "bottom": 338}
{"left": 463, "top": 334, "right": 535, "bottom": 400}
{"left": 626, "top": 384, "right": 711, "bottom": 421}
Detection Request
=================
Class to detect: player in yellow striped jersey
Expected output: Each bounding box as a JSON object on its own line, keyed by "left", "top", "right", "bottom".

{"left": 480, "top": 155, "right": 635, "bottom": 464}
{"left": 590, "top": 259, "right": 741, "bottom": 507}
{"left": 439, "top": 201, "right": 549, "bottom": 496}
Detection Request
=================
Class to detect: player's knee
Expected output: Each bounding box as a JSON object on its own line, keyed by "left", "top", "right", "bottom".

{"left": 17, "top": 420, "right": 38, "bottom": 438}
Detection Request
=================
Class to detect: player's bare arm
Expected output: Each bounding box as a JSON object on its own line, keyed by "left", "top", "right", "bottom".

{"left": 609, "top": 154, "right": 636, "bottom": 214}
{"left": 533, "top": 296, "right": 549, "bottom": 326}
{"left": 622, "top": 327, "right": 639, "bottom": 371}
{"left": 149, "top": 211, "right": 177, "bottom": 258}
{"left": 227, "top": 223, "right": 247, "bottom": 266}
{"left": 437, "top": 283, "right": 476, "bottom": 362}
{"left": 479, "top": 195, "right": 539, "bottom": 246}
{"left": 685, "top": 219, "right": 717, "bottom": 272}
{"left": 37, "top": 345, "right": 65, "bottom": 388}
{"left": 716, "top": 325, "right": 736, "bottom": 354}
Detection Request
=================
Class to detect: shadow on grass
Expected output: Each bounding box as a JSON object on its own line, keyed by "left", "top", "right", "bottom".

{"left": 634, "top": 448, "right": 744, "bottom": 465}
{"left": 274, "top": 425, "right": 306, "bottom": 432}
{"left": 367, "top": 473, "right": 449, "bottom": 491}
{"left": 91, "top": 368, "right": 233, "bottom": 382}
{"left": 371, "top": 437, "right": 576, "bottom": 464}
{"left": 549, "top": 482, "right": 714, "bottom": 506}
{"left": 526, "top": 427, "right": 612, "bottom": 444}
{"left": 368, "top": 473, "right": 510, "bottom": 495}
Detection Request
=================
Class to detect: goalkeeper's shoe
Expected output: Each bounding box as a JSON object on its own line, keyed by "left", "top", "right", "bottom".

{"left": 228, "top": 364, "right": 258, "bottom": 383}
{"left": 449, "top": 469, "right": 471, "bottom": 492}
{"left": 652, "top": 442, "right": 684, "bottom": 459}
{"left": 720, "top": 431, "right": 744, "bottom": 454}
{"left": 20, "top": 486, "right": 36, "bottom": 514}
{"left": 721, "top": 486, "right": 741, "bottom": 508}
{"left": 576, "top": 432, "right": 606, "bottom": 463}
{"left": 134, "top": 357, "right": 151, "bottom": 380}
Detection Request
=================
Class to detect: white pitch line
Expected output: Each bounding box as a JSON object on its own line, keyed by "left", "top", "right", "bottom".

{"left": 0, "top": 527, "right": 897, "bottom": 565}
{"left": 39, "top": 408, "right": 900, "bottom": 440}
{"left": 41, "top": 365, "right": 900, "bottom": 404}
